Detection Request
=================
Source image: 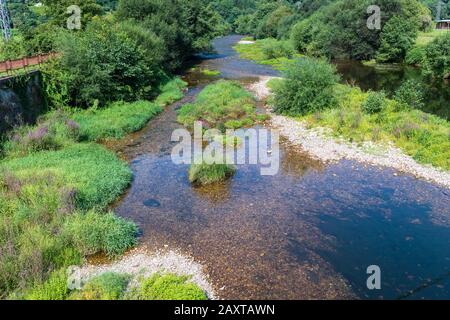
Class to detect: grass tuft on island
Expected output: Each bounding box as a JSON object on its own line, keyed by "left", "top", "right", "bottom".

{"left": 189, "top": 159, "right": 236, "bottom": 186}
{"left": 177, "top": 80, "right": 258, "bottom": 130}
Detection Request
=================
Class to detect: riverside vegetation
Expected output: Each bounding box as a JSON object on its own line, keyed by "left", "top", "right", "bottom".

{"left": 2, "top": 0, "right": 450, "bottom": 301}
{"left": 0, "top": 0, "right": 220, "bottom": 300}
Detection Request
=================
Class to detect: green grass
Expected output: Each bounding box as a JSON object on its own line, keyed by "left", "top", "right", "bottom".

{"left": 70, "top": 272, "right": 130, "bottom": 300}
{"left": 134, "top": 274, "right": 207, "bottom": 300}
{"left": 2, "top": 143, "right": 132, "bottom": 210}
{"left": 73, "top": 100, "right": 162, "bottom": 141}
{"left": 189, "top": 160, "right": 236, "bottom": 186}
{"left": 201, "top": 69, "right": 221, "bottom": 76}
{"left": 177, "top": 80, "right": 257, "bottom": 130}
{"left": 24, "top": 269, "right": 70, "bottom": 300}
{"left": 415, "top": 30, "right": 449, "bottom": 46}
{"left": 234, "top": 39, "right": 303, "bottom": 71}
{"left": 299, "top": 84, "right": 450, "bottom": 170}
{"left": 72, "top": 78, "right": 187, "bottom": 142}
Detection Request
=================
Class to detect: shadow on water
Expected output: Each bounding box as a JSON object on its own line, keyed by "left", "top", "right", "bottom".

{"left": 113, "top": 35, "right": 450, "bottom": 300}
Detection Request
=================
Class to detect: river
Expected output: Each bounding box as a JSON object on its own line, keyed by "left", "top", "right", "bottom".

{"left": 112, "top": 35, "right": 450, "bottom": 300}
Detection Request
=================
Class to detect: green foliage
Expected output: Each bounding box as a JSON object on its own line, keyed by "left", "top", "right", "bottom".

{"left": 290, "top": 0, "right": 432, "bottom": 62}
{"left": 273, "top": 57, "right": 340, "bottom": 116}
{"left": 55, "top": 18, "right": 154, "bottom": 107}
{"left": 302, "top": 85, "right": 450, "bottom": 170}
{"left": 116, "top": 0, "right": 219, "bottom": 70}
{"left": 422, "top": 32, "right": 450, "bottom": 79}
{"left": 261, "top": 38, "right": 294, "bottom": 59}
{"left": 64, "top": 211, "right": 138, "bottom": 257}
{"left": 41, "top": 0, "right": 103, "bottom": 28}
{"left": 201, "top": 69, "right": 221, "bottom": 76}
{"left": 362, "top": 91, "right": 388, "bottom": 114}
{"left": 24, "top": 269, "right": 70, "bottom": 300}
{"left": 177, "top": 80, "right": 257, "bottom": 130}
{"left": 394, "top": 80, "right": 425, "bottom": 110}
{"left": 70, "top": 272, "right": 130, "bottom": 300}
{"left": 2, "top": 143, "right": 132, "bottom": 210}
{"left": 135, "top": 274, "right": 207, "bottom": 300}
{"left": 3, "top": 111, "right": 79, "bottom": 158}
{"left": 405, "top": 46, "right": 426, "bottom": 65}
{"left": 189, "top": 160, "right": 236, "bottom": 185}
{"left": 376, "top": 15, "right": 418, "bottom": 63}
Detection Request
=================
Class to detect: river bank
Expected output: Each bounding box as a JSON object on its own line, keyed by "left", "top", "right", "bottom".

{"left": 248, "top": 76, "right": 450, "bottom": 190}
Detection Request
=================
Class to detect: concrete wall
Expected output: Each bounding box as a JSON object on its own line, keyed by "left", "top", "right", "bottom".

{"left": 0, "top": 71, "right": 47, "bottom": 135}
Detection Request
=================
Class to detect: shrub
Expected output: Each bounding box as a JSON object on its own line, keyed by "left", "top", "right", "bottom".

{"left": 24, "top": 269, "right": 69, "bottom": 300}
{"left": 405, "top": 46, "right": 426, "bottom": 65}
{"left": 189, "top": 159, "right": 236, "bottom": 186}
{"left": 70, "top": 272, "right": 130, "bottom": 300}
{"left": 273, "top": 57, "right": 340, "bottom": 116}
{"left": 64, "top": 211, "right": 138, "bottom": 257}
{"left": 136, "top": 274, "right": 207, "bottom": 300}
{"left": 362, "top": 91, "right": 387, "bottom": 114}
{"left": 261, "top": 39, "right": 294, "bottom": 59}
{"left": 394, "top": 80, "right": 425, "bottom": 110}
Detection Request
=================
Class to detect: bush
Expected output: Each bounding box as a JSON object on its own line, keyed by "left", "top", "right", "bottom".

{"left": 405, "top": 46, "right": 426, "bottom": 65}
{"left": 189, "top": 160, "right": 236, "bottom": 186}
{"left": 394, "top": 80, "right": 425, "bottom": 110}
{"left": 362, "top": 91, "right": 387, "bottom": 114}
{"left": 24, "top": 269, "right": 69, "bottom": 300}
{"left": 261, "top": 39, "right": 294, "bottom": 59}
{"left": 177, "top": 80, "right": 256, "bottom": 130}
{"left": 64, "top": 211, "right": 138, "bottom": 257}
{"left": 273, "top": 57, "right": 340, "bottom": 116}
{"left": 70, "top": 272, "right": 130, "bottom": 300}
{"left": 136, "top": 274, "right": 207, "bottom": 300}
{"left": 422, "top": 33, "right": 450, "bottom": 79}
{"left": 55, "top": 18, "right": 154, "bottom": 107}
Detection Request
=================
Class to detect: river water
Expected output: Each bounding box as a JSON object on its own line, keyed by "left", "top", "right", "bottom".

{"left": 113, "top": 35, "right": 450, "bottom": 300}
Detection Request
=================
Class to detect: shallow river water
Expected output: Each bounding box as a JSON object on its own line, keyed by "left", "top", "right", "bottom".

{"left": 113, "top": 36, "right": 450, "bottom": 300}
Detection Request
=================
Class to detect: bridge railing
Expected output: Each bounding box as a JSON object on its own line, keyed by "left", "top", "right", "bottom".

{"left": 0, "top": 53, "right": 58, "bottom": 75}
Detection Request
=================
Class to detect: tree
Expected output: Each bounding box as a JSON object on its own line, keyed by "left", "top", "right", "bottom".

{"left": 54, "top": 18, "right": 153, "bottom": 107}
{"left": 376, "top": 15, "right": 418, "bottom": 63}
